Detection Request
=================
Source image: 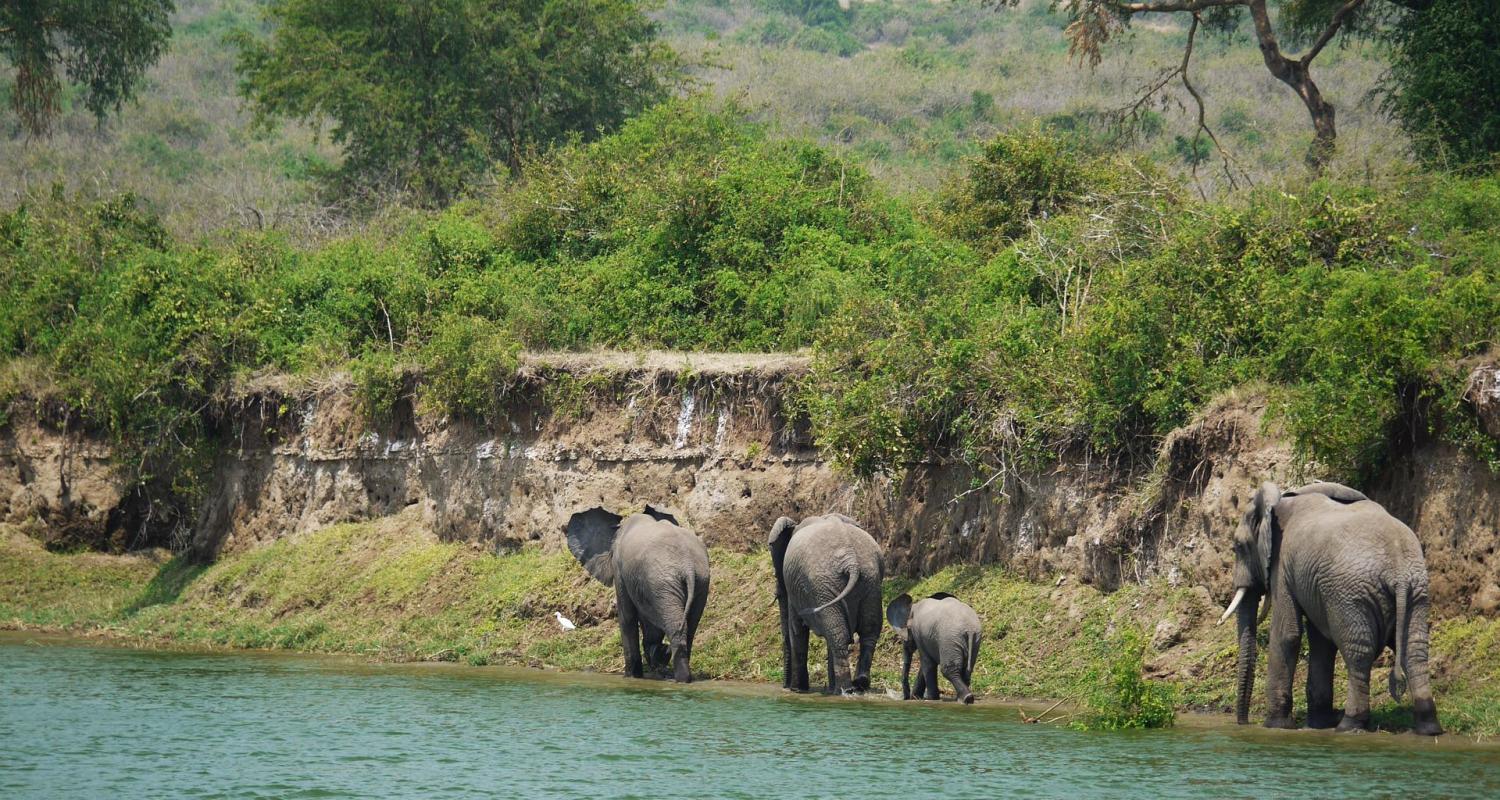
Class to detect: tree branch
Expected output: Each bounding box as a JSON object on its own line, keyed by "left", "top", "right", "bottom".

{"left": 1111, "top": 0, "right": 1246, "bottom": 13}
{"left": 1300, "top": 0, "right": 1368, "bottom": 66}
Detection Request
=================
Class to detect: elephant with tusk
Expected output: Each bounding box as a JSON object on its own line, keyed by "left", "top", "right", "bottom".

{"left": 1223, "top": 481, "right": 1442, "bottom": 735}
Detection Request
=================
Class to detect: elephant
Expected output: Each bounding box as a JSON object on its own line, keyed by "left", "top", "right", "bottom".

{"left": 887, "top": 592, "right": 982, "bottom": 704}
{"left": 768, "top": 513, "right": 885, "bottom": 694}
{"left": 1222, "top": 481, "right": 1442, "bottom": 735}
{"left": 565, "top": 504, "right": 710, "bottom": 683}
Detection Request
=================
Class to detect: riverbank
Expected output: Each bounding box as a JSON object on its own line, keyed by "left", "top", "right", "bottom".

{"left": 5, "top": 513, "right": 1498, "bottom": 737}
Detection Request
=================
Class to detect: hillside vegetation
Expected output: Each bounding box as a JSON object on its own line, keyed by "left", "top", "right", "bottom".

{"left": 4, "top": 101, "right": 1496, "bottom": 536}
{"left": 2, "top": 1, "right": 1407, "bottom": 237}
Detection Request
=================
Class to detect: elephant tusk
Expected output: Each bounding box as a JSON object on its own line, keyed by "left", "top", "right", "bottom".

{"left": 1218, "top": 587, "right": 1247, "bottom": 626}
{"left": 1258, "top": 594, "right": 1272, "bottom": 624}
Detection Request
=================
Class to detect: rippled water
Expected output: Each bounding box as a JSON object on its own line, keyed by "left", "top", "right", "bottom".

{"left": 3, "top": 634, "right": 1498, "bottom": 799}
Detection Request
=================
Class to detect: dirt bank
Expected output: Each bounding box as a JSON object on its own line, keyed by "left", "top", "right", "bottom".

{"left": 5, "top": 352, "right": 1497, "bottom": 621}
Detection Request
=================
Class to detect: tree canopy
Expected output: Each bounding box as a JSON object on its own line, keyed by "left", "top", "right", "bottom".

{"left": 1383, "top": 0, "right": 1500, "bottom": 170}
{"left": 0, "top": 0, "right": 174, "bottom": 136}
{"left": 988, "top": 0, "right": 1455, "bottom": 173}
{"left": 235, "top": 0, "right": 680, "bottom": 206}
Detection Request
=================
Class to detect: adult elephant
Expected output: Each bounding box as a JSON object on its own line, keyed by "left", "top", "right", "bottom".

{"left": 769, "top": 513, "right": 884, "bottom": 694}
{"left": 887, "top": 592, "right": 982, "bottom": 703}
{"left": 566, "top": 505, "right": 710, "bottom": 683}
{"left": 1222, "top": 481, "right": 1442, "bottom": 735}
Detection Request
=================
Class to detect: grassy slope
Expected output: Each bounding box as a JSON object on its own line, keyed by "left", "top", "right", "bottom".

{"left": 4, "top": 516, "right": 1496, "bottom": 736}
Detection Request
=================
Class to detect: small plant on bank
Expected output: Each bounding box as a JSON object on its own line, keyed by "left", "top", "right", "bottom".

{"left": 1072, "top": 625, "right": 1176, "bottom": 731}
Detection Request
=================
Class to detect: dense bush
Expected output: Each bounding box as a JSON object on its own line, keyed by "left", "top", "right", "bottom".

{"left": 1383, "top": 0, "right": 1500, "bottom": 171}
{"left": 804, "top": 129, "right": 1500, "bottom": 483}
{"left": 2, "top": 108, "right": 1496, "bottom": 546}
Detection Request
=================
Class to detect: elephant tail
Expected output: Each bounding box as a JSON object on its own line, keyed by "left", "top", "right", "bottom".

{"left": 803, "top": 568, "right": 858, "bottom": 619}
{"left": 1392, "top": 575, "right": 1410, "bottom": 699}
{"left": 966, "top": 632, "right": 981, "bottom": 677}
{"left": 678, "top": 573, "right": 697, "bottom": 639}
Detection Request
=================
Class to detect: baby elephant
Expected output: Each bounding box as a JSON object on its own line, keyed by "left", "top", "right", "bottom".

{"left": 887, "top": 593, "right": 982, "bottom": 704}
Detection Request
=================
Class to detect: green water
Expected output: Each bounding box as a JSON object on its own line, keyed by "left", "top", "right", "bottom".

{"left": 2, "top": 635, "right": 1497, "bottom": 799}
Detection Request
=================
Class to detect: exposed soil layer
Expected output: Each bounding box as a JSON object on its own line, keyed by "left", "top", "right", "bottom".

{"left": 3, "top": 352, "right": 1497, "bottom": 620}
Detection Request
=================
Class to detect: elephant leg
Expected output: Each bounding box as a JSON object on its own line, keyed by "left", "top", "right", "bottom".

{"left": 1336, "top": 642, "right": 1375, "bottom": 732}
{"left": 912, "top": 651, "right": 928, "bottom": 700}
{"left": 776, "top": 596, "right": 793, "bottom": 690}
{"left": 1305, "top": 625, "right": 1339, "bottom": 729}
{"left": 672, "top": 580, "right": 708, "bottom": 685}
{"left": 1404, "top": 601, "right": 1442, "bottom": 736}
{"left": 789, "top": 616, "right": 811, "bottom": 693}
{"left": 1263, "top": 595, "right": 1302, "bottom": 729}
{"left": 942, "top": 661, "right": 974, "bottom": 705}
{"left": 900, "top": 641, "right": 916, "bottom": 699}
{"left": 853, "top": 632, "right": 877, "bottom": 692}
{"left": 617, "top": 589, "right": 644, "bottom": 679}
{"left": 826, "top": 634, "right": 853, "bottom": 693}
{"left": 641, "top": 620, "right": 668, "bottom": 674}
{"left": 920, "top": 654, "right": 940, "bottom": 701}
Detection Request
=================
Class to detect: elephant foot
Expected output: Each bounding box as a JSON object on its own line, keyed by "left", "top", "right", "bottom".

{"left": 1335, "top": 714, "right": 1372, "bottom": 733}
{"left": 959, "top": 693, "right": 975, "bottom": 705}
{"left": 1262, "top": 715, "right": 1297, "bottom": 730}
{"left": 1305, "top": 709, "right": 1341, "bottom": 729}
{"left": 1412, "top": 699, "right": 1443, "bottom": 736}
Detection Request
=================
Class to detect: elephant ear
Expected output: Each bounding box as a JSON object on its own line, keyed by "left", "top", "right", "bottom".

{"left": 768, "top": 516, "right": 797, "bottom": 598}
{"left": 642, "top": 504, "right": 680, "bottom": 526}
{"left": 565, "top": 507, "right": 623, "bottom": 586}
{"left": 1287, "top": 481, "right": 1368, "bottom": 504}
{"left": 1252, "top": 482, "right": 1282, "bottom": 581}
{"left": 887, "top": 594, "right": 913, "bottom": 629}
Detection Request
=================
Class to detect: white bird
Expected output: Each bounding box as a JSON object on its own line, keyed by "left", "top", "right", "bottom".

{"left": 554, "top": 611, "right": 576, "bottom": 632}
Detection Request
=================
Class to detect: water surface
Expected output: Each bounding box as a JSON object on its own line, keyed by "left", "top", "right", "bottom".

{"left": 2, "top": 634, "right": 1496, "bottom": 799}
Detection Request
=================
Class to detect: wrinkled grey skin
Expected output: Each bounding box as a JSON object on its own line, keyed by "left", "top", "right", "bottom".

{"left": 1228, "top": 481, "right": 1442, "bottom": 735}
{"left": 566, "top": 505, "right": 710, "bottom": 683}
{"left": 769, "top": 514, "right": 884, "bottom": 694}
{"left": 887, "top": 593, "right": 982, "bottom": 704}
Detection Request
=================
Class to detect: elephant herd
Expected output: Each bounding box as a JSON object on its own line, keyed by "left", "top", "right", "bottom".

{"left": 565, "top": 480, "right": 1443, "bottom": 735}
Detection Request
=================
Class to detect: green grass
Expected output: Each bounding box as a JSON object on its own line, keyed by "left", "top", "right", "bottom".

{"left": 6, "top": 515, "right": 1499, "bottom": 736}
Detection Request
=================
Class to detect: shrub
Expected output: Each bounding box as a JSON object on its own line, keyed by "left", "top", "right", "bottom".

{"left": 1073, "top": 626, "right": 1177, "bottom": 730}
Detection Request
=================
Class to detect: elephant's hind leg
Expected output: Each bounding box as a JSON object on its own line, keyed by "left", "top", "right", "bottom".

{"left": 825, "top": 635, "right": 853, "bottom": 693}
{"left": 1305, "top": 626, "right": 1339, "bottom": 729}
{"left": 942, "top": 662, "right": 974, "bottom": 704}
{"left": 1336, "top": 642, "right": 1376, "bottom": 733}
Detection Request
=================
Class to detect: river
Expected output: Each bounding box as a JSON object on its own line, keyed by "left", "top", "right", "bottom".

{"left": 2, "top": 634, "right": 1497, "bottom": 799}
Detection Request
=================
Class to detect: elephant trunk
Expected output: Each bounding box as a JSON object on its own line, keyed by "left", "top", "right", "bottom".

{"left": 1234, "top": 590, "right": 1262, "bottom": 725}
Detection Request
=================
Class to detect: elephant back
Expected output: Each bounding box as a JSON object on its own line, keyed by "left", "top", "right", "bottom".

{"left": 614, "top": 515, "right": 710, "bottom": 579}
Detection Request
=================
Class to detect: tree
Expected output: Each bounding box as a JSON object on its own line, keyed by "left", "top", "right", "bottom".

{"left": 235, "top": 0, "right": 680, "bottom": 206}
{"left": 1383, "top": 0, "right": 1500, "bottom": 170}
{"left": 0, "top": 0, "right": 174, "bottom": 136}
{"left": 990, "top": 1, "right": 1434, "bottom": 173}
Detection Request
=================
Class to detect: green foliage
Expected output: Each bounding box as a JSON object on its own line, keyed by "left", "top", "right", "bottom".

{"left": 806, "top": 129, "right": 1500, "bottom": 482}
{"left": 1073, "top": 625, "right": 1176, "bottom": 730}
{"left": 1383, "top": 0, "right": 1500, "bottom": 171}
{"left": 0, "top": 0, "right": 174, "bottom": 135}
{"left": 234, "top": 0, "right": 680, "bottom": 205}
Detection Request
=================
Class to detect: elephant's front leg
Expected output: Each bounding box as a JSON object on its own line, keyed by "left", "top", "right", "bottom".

{"left": 919, "top": 654, "right": 940, "bottom": 701}
{"left": 1305, "top": 625, "right": 1339, "bottom": 729}
{"left": 617, "top": 588, "right": 644, "bottom": 679}
{"left": 900, "top": 641, "right": 916, "bottom": 700}
{"left": 1263, "top": 591, "right": 1303, "bottom": 729}
{"left": 788, "top": 615, "right": 812, "bottom": 692}
{"left": 853, "top": 632, "right": 877, "bottom": 692}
